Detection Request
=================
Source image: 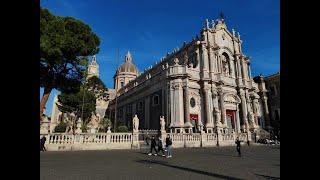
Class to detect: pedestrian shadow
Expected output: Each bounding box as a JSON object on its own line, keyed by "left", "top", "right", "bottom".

{"left": 254, "top": 173, "right": 280, "bottom": 179}
{"left": 135, "top": 159, "right": 245, "bottom": 180}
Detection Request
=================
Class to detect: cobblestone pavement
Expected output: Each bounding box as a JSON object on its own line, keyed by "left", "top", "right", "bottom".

{"left": 40, "top": 145, "right": 280, "bottom": 180}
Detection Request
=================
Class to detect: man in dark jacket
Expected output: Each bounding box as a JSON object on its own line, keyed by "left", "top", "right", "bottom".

{"left": 235, "top": 137, "right": 242, "bottom": 157}
{"left": 148, "top": 136, "right": 158, "bottom": 156}
{"left": 40, "top": 136, "right": 47, "bottom": 151}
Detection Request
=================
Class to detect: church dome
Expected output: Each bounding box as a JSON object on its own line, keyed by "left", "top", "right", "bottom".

{"left": 116, "top": 51, "right": 138, "bottom": 75}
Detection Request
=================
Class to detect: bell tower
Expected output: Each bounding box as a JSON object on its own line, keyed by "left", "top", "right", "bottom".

{"left": 87, "top": 55, "right": 99, "bottom": 79}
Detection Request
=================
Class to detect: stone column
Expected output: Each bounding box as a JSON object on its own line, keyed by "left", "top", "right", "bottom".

{"left": 261, "top": 96, "right": 271, "bottom": 131}
{"left": 252, "top": 98, "right": 260, "bottom": 127}
{"left": 239, "top": 89, "right": 249, "bottom": 132}
{"left": 218, "top": 55, "right": 222, "bottom": 73}
{"left": 234, "top": 58, "right": 239, "bottom": 78}
{"left": 248, "top": 63, "right": 252, "bottom": 79}
{"left": 170, "top": 82, "right": 184, "bottom": 133}
{"left": 218, "top": 90, "right": 226, "bottom": 128}
{"left": 169, "top": 83, "right": 175, "bottom": 129}
{"left": 176, "top": 82, "right": 185, "bottom": 133}
{"left": 183, "top": 84, "right": 192, "bottom": 132}
{"left": 236, "top": 106, "right": 241, "bottom": 133}
{"left": 209, "top": 47, "right": 214, "bottom": 73}
{"left": 161, "top": 88, "right": 165, "bottom": 117}
{"left": 167, "top": 82, "right": 171, "bottom": 128}
{"left": 204, "top": 87, "right": 214, "bottom": 132}
{"left": 132, "top": 102, "right": 136, "bottom": 116}
{"left": 123, "top": 105, "right": 126, "bottom": 124}
{"left": 241, "top": 59, "right": 247, "bottom": 80}
{"left": 144, "top": 97, "right": 150, "bottom": 129}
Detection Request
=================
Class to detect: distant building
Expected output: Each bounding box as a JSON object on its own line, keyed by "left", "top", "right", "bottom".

{"left": 49, "top": 56, "right": 116, "bottom": 132}
{"left": 261, "top": 72, "right": 280, "bottom": 135}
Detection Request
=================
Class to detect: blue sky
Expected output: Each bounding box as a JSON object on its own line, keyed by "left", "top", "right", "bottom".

{"left": 40, "top": 0, "right": 280, "bottom": 116}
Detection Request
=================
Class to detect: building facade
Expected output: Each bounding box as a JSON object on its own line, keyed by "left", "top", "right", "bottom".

{"left": 256, "top": 72, "right": 280, "bottom": 136}
{"left": 107, "top": 17, "right": 272, "bottom": 134}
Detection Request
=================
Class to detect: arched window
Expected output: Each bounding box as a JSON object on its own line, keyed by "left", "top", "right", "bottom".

{"left": 120, "top": 81, "right": 124, "bottom": 88}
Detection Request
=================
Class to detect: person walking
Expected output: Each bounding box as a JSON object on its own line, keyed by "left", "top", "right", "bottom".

{"left": 165, "top": 134, "right": 173, "bottom": 158}
{"left": 235, "top": 137, "right": 242, "bottom": 157}
{"left": 157, "top": 136, "right": 166, "bottom": 157}
{"left": 148, "top": 136, "right": 158, "bottom": 156}
{"left": 40, "top": 136, "right": 47, "bottom": 152}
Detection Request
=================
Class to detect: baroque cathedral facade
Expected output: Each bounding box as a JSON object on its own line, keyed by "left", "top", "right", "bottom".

{"left": 106, "top": 17, "right": 272, "bottom": 134}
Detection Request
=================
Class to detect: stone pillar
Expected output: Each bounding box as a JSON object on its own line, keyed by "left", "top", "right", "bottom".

{"left": 176, "top": 82, "right": 185, "bottom": 133}
{"left": 236, "top": 106, "right": 241, "bottom": 133}
{"left": 262, "top": 96, "right": 271, "bottom": 131}
{"left": 204, "top": 87, "right": 214, "bottom": 133}
{"left": 131, "top": 132, "right": 140, "bottom": 149}
{"left": 145, "top": 96, "right": 150, "bottom": 129}
{"left": 167, "top": 82, "right": 171, "bottom": 129}
{"left": 161, "top": 88, "right": 165, "bottom": 116}
{"left": 132, "top": 102, "right": 137, "bottom": 116}
{"left": 218, "top": 90, "right": 227, "bottom": 129}
{"left": 123, "top": 105, "right": 126, "bottom": 124}
{"left": 239, "top": 89, "right": 249, "bottom": 132}
{"left": 169, "top": 83, "right": 175, "bottom": 129}
{"left": 208, "top": 47, "right": 214, "bottom": 73}
{"left": 240, "top": 59, "right": 247, "bottom": 80}
{"left": 252, "top": 98, "right": 260, "bottom": 127}
{"left": 183, "top": 84, "right": 193, "bottom": 133}
{"left": 248, "top": 63, "right": 252, "bottom": 79}
{"left": 170, "top": 82, "right": 184, "bottom": 133}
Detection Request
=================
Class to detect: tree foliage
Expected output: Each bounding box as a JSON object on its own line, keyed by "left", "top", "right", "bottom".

{"left": 57, "top": 87, "right": 96, "bottom": 123}
{"left": 40, "top": 7, "right": 100, "bottom": 119}
{"left": 54, "top": 121, "right": 67, "bottom": 133}
{"left": 87, "top": 76, "right": 108, "bottom": 100}
{"left": 117, "top": 125, "right": 129, "bottom": 132}
{"left": 98, "top": 117, "right": 112, "bottom": 132}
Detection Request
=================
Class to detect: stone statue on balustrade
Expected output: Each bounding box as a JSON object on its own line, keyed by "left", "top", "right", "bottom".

{"left": 133, "top": 114, "right": 139, "bottom": 133}
{"left": 87, "top": 113, "right": 100, "bottom": 133}
{"left": 214, "top": 107, "right": 222, "bottom": 127}
{"left": 75, "top": 118, "right": 82, "bottom": 134}
{"left": 160, "top": 116, "right": 166, "bottom": 132}
{"left": 248, "top": 111, "right": 257, "bottom": 129}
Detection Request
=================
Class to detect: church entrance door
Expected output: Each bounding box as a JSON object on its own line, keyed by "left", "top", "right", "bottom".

{"left": 190, "top": 114, "right": 198, "bottom": 133}
{"left": 226, "top": 110, "right": 236, "bottom": 132}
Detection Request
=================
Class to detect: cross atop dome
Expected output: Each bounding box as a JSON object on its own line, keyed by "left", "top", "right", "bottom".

{"left": 125, "top": 51, "right": 132, "bottom": 62}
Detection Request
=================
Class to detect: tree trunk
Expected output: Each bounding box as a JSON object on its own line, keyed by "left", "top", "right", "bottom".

{"left": 40, "top": 87, "right": 53, "bottom": 121}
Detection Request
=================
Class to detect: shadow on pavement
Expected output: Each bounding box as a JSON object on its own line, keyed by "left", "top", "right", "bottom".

{"left": 136, "top": 159, "right": 245, "bottom": 180}
{"left": 202, "top": 153, "right": 239, "bottom": 158}
{"left": 254, "top": 173, "right": 280, "bottom": 179}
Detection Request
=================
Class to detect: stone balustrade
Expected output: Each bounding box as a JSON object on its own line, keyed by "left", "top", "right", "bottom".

{"left": 40, "top": 132, "right": 251, "bottom": 151}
